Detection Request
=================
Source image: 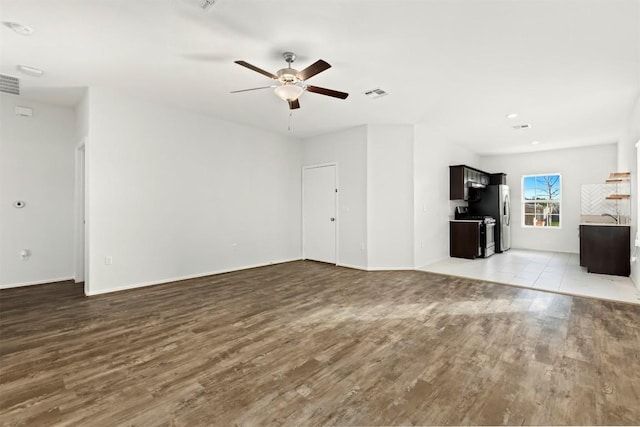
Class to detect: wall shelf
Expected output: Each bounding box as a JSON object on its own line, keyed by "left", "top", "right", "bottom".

{"left": 607, "top": 172, "right": 631, "bottom": 181}
{"left": 605, "top": 194, "right": 630, "bottom": 200}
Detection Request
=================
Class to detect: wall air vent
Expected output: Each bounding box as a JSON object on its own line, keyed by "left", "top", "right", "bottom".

{"left": 364, "top": 88, "right": 388, "bottom": 99}
{"left": 512, "top": 124, "right": 531, "bottom": 130}
{"left": 0, "top": 74, "right": 19, "bottom": 95}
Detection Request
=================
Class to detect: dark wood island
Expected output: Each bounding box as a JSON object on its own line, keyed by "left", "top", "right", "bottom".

{"left": 579, "top": 224, "right": 630, "bottom": 276}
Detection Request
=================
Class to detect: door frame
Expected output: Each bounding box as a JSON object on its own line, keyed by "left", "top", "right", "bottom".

{"left": 74, "top": 140, "right": 88, "bottom": 294}
{"left": 302, "top": 163, "right": 338, "bottom": 265}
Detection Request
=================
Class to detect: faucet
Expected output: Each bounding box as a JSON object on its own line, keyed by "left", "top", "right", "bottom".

{"left": 601, "top": 213, "right": 619, "bottom": 224}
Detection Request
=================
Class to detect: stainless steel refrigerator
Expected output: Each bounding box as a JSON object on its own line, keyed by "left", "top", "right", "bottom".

{"left": 469, "top": 184, "right": 511, "bottom": 252}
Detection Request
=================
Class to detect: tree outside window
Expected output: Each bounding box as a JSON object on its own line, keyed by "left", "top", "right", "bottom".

{"left": 522, "top": 174, "right": 561, "bottom": 227}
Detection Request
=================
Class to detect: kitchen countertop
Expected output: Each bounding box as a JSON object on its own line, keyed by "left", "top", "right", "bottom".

{"left": 580, "top": 222, "right": 630, "bottom": 227}
{"left": 450, "top": 219, "right": 483, "bottom": 223}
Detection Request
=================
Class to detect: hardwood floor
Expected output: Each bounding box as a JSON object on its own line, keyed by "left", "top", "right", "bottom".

{"left": 1, "top": 261, "right": 639, "bottom": 426}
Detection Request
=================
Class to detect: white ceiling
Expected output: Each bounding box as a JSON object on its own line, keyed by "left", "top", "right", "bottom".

{"left": 1, "top": 0, "right": 638, "bottom": 155}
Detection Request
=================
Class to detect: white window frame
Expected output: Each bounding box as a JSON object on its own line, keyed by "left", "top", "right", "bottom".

{"left": 521, "top": 173, "right": 562, "bottom": 229}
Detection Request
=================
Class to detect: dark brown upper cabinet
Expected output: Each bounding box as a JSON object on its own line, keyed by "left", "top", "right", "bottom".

{"left": 449, "top": 165, "right": 490, "bottom": 200}
{"left": 489, "top": 173, "right": 507, "bottom": 185}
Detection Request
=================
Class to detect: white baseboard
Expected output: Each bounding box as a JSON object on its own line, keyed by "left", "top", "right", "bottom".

{"left": 335, "top": 263, "right": 412, "bottom": 271}
{"left": 414, "top": 255, "right": 449, "bottom": 270}
{"left": 85, "top": 258, "right": 302, "bottom": 296}
{"left": 0, "top": 277, "right": 75, "bottom": 290}
{"left": 630, "top": 266, "right": 640, "bottom": 290}
{"left": 336, "top": 262, "right": 368, "bottom": 271}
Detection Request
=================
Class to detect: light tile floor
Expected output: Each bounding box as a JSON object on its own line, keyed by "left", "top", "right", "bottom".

{"left": 419, "top": 249, "right": 640, "bottom": 305}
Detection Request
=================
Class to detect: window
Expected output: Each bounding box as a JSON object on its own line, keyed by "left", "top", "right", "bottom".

{"left": 522, "top": 174, "right": 561, "bottom": 228}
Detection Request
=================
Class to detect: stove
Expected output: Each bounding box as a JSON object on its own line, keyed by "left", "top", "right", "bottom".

{"left": 455, "top": 207, "right": 495, "bottom": 223}
{"left": 464, "top": 215, "right": 496, "bottom": 224}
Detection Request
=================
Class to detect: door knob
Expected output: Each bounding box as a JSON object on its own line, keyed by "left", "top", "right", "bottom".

{"left": 330, "top": 217, "right": 335, "bottom": 222}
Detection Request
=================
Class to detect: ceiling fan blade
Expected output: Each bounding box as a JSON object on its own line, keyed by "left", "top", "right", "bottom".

{"left": 234, "top": 60, "right": 278, "bottom": 79}
{"left": 306, "top": 85, "right": 349, "bottom": 99}
{"left": 230, "top": 86, "right": 276, "bottom": 93}
{"left": 288, "top": 99, "right": 300, "bottom": 110}
{"left": 296, "top": 60, "right": 331, "bottom": 80}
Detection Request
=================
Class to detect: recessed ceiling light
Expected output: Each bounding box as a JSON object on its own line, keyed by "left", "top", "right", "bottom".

{"left": 2, "top": 22, "right": 34, "bottom": 36}
{"left": 531, "top": 140, "right": 540, "bottom": 145}
{"left": 16, "top": 64, "right": 44, "bottom": 77}
{"left": 506, "top": 113, "right": 518, "bottom": 119}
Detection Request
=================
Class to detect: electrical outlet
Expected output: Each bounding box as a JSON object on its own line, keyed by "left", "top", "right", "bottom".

{"left": 104, "top": 256, "right": 113, "bottom": 265}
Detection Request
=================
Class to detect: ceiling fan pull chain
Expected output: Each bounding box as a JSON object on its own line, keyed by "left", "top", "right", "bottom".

{"left": 288, "top": 112, "right": 292, "bottom": 132}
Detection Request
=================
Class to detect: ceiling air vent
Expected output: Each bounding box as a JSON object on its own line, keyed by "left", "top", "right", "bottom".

{"left": 201, "top": 0, "right": 217, "bottom": 10}
{"left": 0, "top": 74, "right": 20, "bottom": 95}
{"left": 512, "top": 123, "right": 531, "bottom": 130}
{"left": 364, "top": 88, "right": 388, "bottom": 99}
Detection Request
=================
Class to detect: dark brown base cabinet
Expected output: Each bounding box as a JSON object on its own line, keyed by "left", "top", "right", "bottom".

{"left": 450, "top": 221, "right": 481, "bottom": 259}
{"left": 579, "top": 225, "right": 630, "bottom": 276}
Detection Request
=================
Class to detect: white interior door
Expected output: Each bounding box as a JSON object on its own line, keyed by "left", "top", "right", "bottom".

{"left": 303, "top": 165, "right": 336, "bottom": 264}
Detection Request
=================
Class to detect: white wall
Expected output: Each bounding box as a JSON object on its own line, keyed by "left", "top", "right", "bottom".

{"left": 75, "top": 90, "right": 89, "bottom": 143}
{"left": 367, "top": 125, "right": 414, "bottom": 269}
{"left": 0, "top": 95, "right": 77, "bottom": 288}
{"left": 480, "top": 143, "right": 617, "bottom": 253}
{"left": 414, "top": 125, "right": 479, "bottom": 267}
{"left": 617, "top": 95, "right": 640, "bottom": 286}
{"left": 85, "top": 88, "right": 302, "bottom": 295}
{"left": 302, "top": 126, "right": 368, "bottom": 269}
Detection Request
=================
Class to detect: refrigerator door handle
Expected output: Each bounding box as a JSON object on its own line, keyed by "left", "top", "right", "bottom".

{"left": 503, "top": 193, "right": 511, "bottom": 226}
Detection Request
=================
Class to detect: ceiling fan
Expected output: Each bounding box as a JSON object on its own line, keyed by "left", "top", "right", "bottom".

{"left": 231, "top": 52, "right": 349, "bottom": 110}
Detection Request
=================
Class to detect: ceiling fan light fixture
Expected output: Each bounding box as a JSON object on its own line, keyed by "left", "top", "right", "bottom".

{"left": 277, "top": 68, "right": 300, "bottom": 84}
{"left": 274, "top": 84, "right": 304, "bottom": 101}
{"left": 233, "top": 52, "right": 347, "bottom": 110}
